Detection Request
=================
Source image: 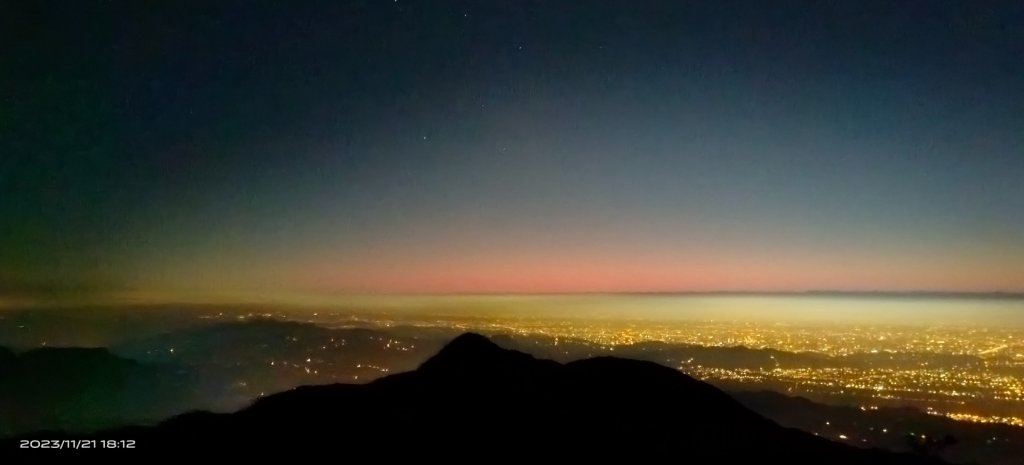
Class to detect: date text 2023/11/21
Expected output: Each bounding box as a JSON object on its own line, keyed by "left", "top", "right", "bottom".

{"left": 20, "top": 439, "right": 136, "bottom": 450}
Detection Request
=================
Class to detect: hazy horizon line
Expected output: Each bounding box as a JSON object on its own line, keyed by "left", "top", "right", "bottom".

{"left": 5, "top": 289, "right": 1024, "bottom": 310}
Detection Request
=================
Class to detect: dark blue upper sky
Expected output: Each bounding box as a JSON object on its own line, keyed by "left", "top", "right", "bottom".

{"left": 2, "top": 1, "right": 1022, "bottom": 297}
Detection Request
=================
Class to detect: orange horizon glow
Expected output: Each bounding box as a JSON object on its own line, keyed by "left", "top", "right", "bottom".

{"left": 287, "top": 255, "right": 1024, "bottom": 295}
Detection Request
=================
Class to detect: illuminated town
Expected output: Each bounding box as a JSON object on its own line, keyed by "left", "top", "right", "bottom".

{"left": 4, "top": 302, "right": 1024, "bottom": 463}
{"left": 198, "top": 308, "right": 1024, "bottom": 428}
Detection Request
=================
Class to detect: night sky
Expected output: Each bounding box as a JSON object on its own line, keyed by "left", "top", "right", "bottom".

{"left": 3, "top": 1, "right": 1023, "bottom": 298}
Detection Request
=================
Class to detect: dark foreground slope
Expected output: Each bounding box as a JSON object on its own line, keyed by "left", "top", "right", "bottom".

{"left": 7, "top": 334, "right": 944, "bottom": 463}
{"left": 0, "top": 347, "right": 196, "bottom": 437}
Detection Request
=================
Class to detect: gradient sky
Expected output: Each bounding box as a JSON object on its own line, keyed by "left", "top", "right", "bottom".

{"left": 3, "top": 0, "right": 1023, "bottom": 297}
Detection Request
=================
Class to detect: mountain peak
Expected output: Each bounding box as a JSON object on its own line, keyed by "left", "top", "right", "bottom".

{"left": 417, "top": 332, "right": 555, "bottom": 377}
{"left": 436, "top": 332, "right": 502, "bottom": 355}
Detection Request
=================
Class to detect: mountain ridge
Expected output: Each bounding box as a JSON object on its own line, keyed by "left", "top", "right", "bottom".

{"left": 6, "top": 333, "right": 946, "bottom": 463}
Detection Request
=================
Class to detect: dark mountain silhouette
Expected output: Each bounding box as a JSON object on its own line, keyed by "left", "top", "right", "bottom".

{"left": 735, "top": 390, "right": 1024, "bottom": 465}
{"left": 0, "top": 346, "right": 198, "bottom": 437}
{"left": 8, "top": 333, "right": 945, "bottom": 463}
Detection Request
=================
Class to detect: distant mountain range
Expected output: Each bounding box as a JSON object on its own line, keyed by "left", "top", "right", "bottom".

{"left": 0, "top": 346, "right": 199, "bottom": 437}
{"left": 734, "top": 390, "right": 1024, "bottom": 465}
{"left": 7, "top": 333, "right": 945, "bottom": 463}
